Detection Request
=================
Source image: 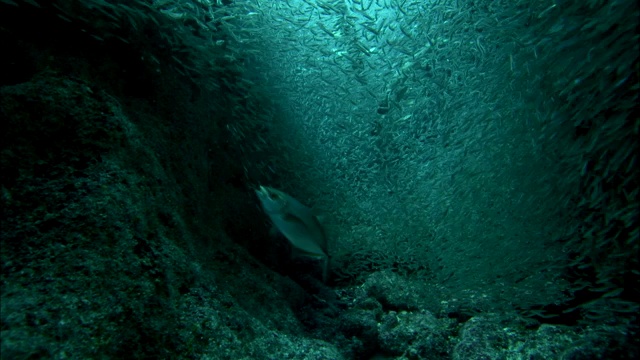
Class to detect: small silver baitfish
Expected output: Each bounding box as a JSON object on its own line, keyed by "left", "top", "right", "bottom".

{"left": 255, "top": 185, "right": 329, "bottom": 282}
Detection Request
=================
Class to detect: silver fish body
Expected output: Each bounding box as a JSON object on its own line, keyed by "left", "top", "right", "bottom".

{"left": 255, "top": 185, "right": 329, "bottom": 281}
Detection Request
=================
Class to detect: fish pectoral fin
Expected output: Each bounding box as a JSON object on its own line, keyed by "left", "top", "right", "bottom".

{"left": 290, "top": 245, "right": 325, "bottom": 259}
{"left": 281, "top": 212, "right": 306, "bottom": 226}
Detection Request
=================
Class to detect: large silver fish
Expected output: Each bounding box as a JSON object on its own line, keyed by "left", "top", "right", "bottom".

{"left": 255, "top": 185, "right": 329, "bottom": 282}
